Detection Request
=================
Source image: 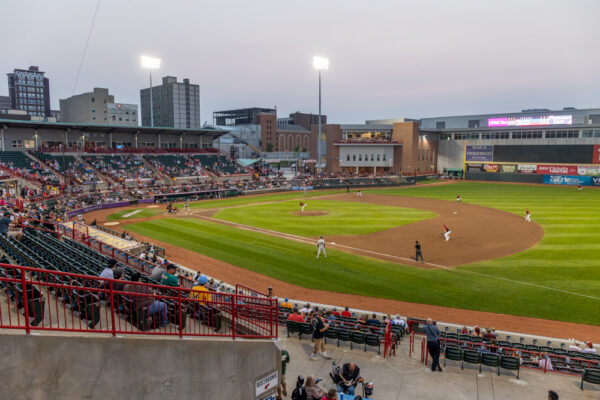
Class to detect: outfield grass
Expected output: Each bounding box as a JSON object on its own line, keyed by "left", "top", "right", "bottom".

{"left": 213, "top": 200, "right": 435, "bottom": 236}
{"left": 187, "top": 190, "right": 343, "bottom": 209}
{"left": 124, "top": 182, "right": 600, "bottom": 325}
{"left": 107, "top": 208, "right": 162, "bottom": 220}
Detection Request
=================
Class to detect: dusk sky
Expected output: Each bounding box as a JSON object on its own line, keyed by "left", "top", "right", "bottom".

{"left": 1, "top": 0, "right": 599, "bottom": 124}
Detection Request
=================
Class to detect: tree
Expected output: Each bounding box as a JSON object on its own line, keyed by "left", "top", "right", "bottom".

{"left": 266, "top": 142, "right": 273, "bottom": 152}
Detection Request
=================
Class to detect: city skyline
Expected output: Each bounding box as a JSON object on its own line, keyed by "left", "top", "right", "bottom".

{"left": 1, "top": 0, "right": 599, "bottom": 125}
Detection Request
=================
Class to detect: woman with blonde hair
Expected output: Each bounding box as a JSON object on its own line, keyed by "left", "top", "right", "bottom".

{"left": 304, "top": 376, "right": 325, "bottom": 400}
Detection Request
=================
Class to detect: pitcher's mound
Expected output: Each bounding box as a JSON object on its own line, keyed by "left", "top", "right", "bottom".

{"left": 292, "top": 211, "right": 329, "bottom": 216}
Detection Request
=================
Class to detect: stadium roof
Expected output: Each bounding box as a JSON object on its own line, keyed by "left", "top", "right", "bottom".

{"left": 0, "top": 119, "right": 229, "bottom": 137}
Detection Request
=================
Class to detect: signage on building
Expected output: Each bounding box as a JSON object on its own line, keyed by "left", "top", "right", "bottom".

{"left": 488, "top": 115, "right": 572, "bottom": 127}
{"left": 517, "top": 164, "right": 537, "bottom": 174}
{"left": 543, "top": 175, "right": 591, "bottom": 186}
{"left": 536, "top": 165, "right": 578, "bottom": 175}
{"left": 255, "top": 371, "right": 278, "bottom": 397}
{"left": 592, "top": 177, "right": 600, "bottom": 186}
{"left": 483, "top": 163, "right": 500, "bottom": 172}
{"left": 593, "top": 145, "right": 600, "bottom": 164}
{"left": 465, "top": 145, "right": 493, "bottom": 162}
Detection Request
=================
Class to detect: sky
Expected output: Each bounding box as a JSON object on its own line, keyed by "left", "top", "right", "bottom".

{"left": 1, "top": 0, "right": 599, "bottom": 124}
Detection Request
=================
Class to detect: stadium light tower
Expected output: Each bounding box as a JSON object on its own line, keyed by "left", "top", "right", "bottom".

{"left": 313, "top": 56, "right": 329, "bottom": 175}
{"left": 141, "top": 55, "right": 161, "bottom": 127}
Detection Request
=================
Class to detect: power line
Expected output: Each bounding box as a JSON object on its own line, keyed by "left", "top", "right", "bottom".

{"left": 72, "top": 0, "right": 101, "bottom": 94}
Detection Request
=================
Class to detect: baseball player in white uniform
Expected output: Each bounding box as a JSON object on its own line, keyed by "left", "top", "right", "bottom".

{"left": 299, "top": 201, "right": 307, "bottom": 213}
{"left": 525, "top": 208, "right": 531, "bottom": 222}
{"left": 443, "top": 224, "right": 451, "bottom": 241}
{"left": 316, "top": 236, "right": 327, "bottom": 259}
{"left": 357, "top": 189, "right": 363, "bottom": 198}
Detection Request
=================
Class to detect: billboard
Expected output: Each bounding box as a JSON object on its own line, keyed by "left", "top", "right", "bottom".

{"left": 578, "top": 165, "right": 600, "bottom": 176}
{"left": 518, "top": 164, "right": 537, "bottom": 174}
{"left": 500, "top": 164, "right": 517, "bottom": 173}
{"left": 594, "top": 145, "right": 600, "bottom": 164}
{"left": 592, "top": 177, "right": 600, "bottom": 186}
{"left": 543, "top": 175, "right": 591, "bottom": 186}
{"left": 536, "top": 164, "right": 578, "bottom": 175}
{"left": 483, "top": 163, "right": 500, "bottom": 172}
{"left": 465, "top": 145, "right": 493, "bottom": 162}
{"left": 488, "top": 115, "right": 572, "bottom": 127}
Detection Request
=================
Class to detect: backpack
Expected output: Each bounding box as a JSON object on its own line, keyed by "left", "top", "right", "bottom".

{"left": 291, "top": 386, "right": 307, "bottom": 400}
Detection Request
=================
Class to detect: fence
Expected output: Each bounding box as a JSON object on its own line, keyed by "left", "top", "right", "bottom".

{"left": 0, "top": 263, "right": 278, "bottom": 339}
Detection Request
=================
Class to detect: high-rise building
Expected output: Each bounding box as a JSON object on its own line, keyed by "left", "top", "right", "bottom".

{"left": 7, "top": 66, "right": 51, "bottom": 117}
{"left": 59, "top": 88, "right": 138, "bottom": 126}
{"left": 140, "top": 76, "right": 200, "bottom": 128}
{"left": 0, "top": 95, "right": 10, "bottom": 112}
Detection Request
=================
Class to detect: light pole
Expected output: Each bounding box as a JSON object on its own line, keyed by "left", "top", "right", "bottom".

{"left": 313, "top": 56, "right": 329, "bottom": 176}
{"left": 141, "top": 56, "right": 161, "bottom": 127}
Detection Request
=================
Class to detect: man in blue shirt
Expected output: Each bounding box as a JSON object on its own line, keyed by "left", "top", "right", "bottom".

{"left": 423, "top": 318, "right": 442, "bottom": 372}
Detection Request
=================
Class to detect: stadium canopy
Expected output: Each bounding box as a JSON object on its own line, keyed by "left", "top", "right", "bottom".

{"left": 237, "top": 158, "right": 260, "bottom": 167}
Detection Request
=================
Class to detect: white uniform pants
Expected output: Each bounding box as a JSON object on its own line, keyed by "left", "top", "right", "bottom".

{"left": 444, "top": 230, "right": 451, "bottom": 241}
{"left": 301, "top": 204, "right": 306, "bottom": 212}
{"left": 525, "top": 214, "right": 531, "bottom": 222}
{"left": 316, "top": 246, "right": 327, "bottom": 258}
{"left": 357, "top": 192, "right": 362, "bottom": 197}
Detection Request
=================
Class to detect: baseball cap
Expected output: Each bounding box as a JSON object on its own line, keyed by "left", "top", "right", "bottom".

{"left": 284, "top": 298, "right": 289, "bottom": 302}
{"left": 587, "top": 341, "right": 593, "bottom": 347}
{"left": 197, "top": 275, "right": 208, "bottom": 285}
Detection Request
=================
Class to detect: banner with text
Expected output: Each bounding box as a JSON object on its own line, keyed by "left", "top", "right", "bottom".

{"left": 536, "top": 164, "right": 578, "bottom": 175}
{"left": 594, "top": 144, "right": 600, "bottom": 164}
{"left": 500, "top": 164, "right": 518, "bottom": 173}
{"left": 465, "top": 145, "right": 494, "bottom": 162}
{"left": 518, "top": 164, "right": 537, "bottom": 174}
{"left": 592, "top": 176, "right": 600, "bottom": 186}
{"left": 578, "top": 165, "right": 600, "bottom": 176}
{"left": 483, "top": 163, "right": 500, "bottom": 172}
{"left": 543, "top": 175, "right": 591, "bottom": 186}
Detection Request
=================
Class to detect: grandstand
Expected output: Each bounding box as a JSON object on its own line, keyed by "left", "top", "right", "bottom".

{"left": 33, "top": 151, "right": 99, "bottom": 184}
{"left": 144, "top": 154, "right": 206, "bottom": 179}
{"left": 84, "top": 154, "right": 157, "bottom": 183}
{"left": 0, "top": 151, "right": 59, "bottom": 184}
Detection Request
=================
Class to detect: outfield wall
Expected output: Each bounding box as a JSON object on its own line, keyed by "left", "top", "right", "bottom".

{"left": 465, "top": 172, "right": 544, "bottom": 183}
{"left": 0, "top": 333, "right": 281, "bottom": 400}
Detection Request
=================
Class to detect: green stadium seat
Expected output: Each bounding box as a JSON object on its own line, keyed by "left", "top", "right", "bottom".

{"left": 299, "top": 322, "right": 313, "bottom": 340}
{"left": 501, "top": 356, "right": 521, "bottom": 379}
{"left": 351, "top": 331, "right": 366, "bottom": 350}
{"left": 462, "top": 349, "right": 482, "bottom": 370}
{"left": 444, "top": 346, "right": 463, "bottom": 367}
{"left": 581, "top": 368, "right": 600, "bottom": 390}
{"left": 324, "top": 327, "right": 338, "bottom": 344}
{"left": 480, "top": 353, "right": 502, "bottom": 375}
{"left": 365, "top": 333, "right": 381, "bottom": 354}
{"left": 337, "top": 329, "right": 352, "bottom": 348}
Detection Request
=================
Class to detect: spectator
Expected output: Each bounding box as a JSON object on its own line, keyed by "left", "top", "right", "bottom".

{"left": 0, "top": 211, "right": 11, "bottom": 234}
{"left": 299, "top": 303, "right": 312, "bottom": 315}
{"left": 161, "top": 264, "right": 179, "bottom": 287}
{"left": 100, "top": 259, "right": 117, "bottom": 279}
{"left": 322, "top": 388, "right": 338, "bottom": 400}
{"left": 391, "top": 315, "right": 407, "bottom": 328}
{"left": 304, "top": 376, "right": 325, "bottom": 400}
{"left": 123, "top": 272, "right": 168, "bottom": 327}
{"left": 324, "top": 311, "right": 335, "bottom": 322}
{"left": 568, "top": 339, "right": 582, "bottom": 352}
{"left": 460, "top": 326, "right": 469, "bottom": 334}
{"left": 190, "top": 275, "right": 211, "bottom": 305}
{"left": 366, "top": 313, "right": 380, "bottom": 326}
{"left": 474, "top": 326, "right": 481, "bottom": 337}
{"left": 357, "top": 314, "right": 367, "bottom": 325}
{"left": 538, "top": 353, "right": 553, "bottom": 371}
{"left": 150, "top": 263, "right": 165, "bottom": 281}
{"left": 547, "top": 390, "right": 559, "bottom": 400}
{"left": 276, "top": 349, "right": 290, "bottom": 400}
{"left": 281, "top": 298, "right": 292, "bottom": 310}
{"left": 331, "top": 307, "right": 341, "bottom": 317}
{"left": 424, "top": 318, "right": 442, "bottom": 372}
{"left": 337, "top": 362, "right": 363, "bottom": 395}
{"left": 310, "top": 310, "right": 330, "bottom": 360}
{"left": 113, "top": 267, "right": 126, "bottom": 290}
{"left": 287, "top": 308, "right": 306, "bottom": 323}
{"left": 583, "top": 341, "right": 597, "bottom": 354}
{"left": 341, "top": 306, "right": 352, "bottom": 318}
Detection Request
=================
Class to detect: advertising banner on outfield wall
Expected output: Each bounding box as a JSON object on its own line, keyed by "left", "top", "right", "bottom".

{"left": 518, "top": 164, "right": 537, "bottom": 174}
{"left": 543, "top": 175, "right": 592, "bottom": 186}
{"left": 500, "top": 164, "right": 517, "bottom": 173}
{"left": 578, "top": 165, "right": 600, "bottom": 176}
{"left": 467, "top": 163, "right": 483, "bottom": 171}
{"left": 594, "top": 145, "right": 600, "bottom": 164}
{"left": 536, "top": 165, "right": 578, "bottom": 175}
{"left": 592, "top": 177, "right": 600, "bottom": 186}
{"left": 465, "top": 145, "right": 493, "bottom": 162}
{"left": 483, "top": 163, "right": 500, "bottom": 172}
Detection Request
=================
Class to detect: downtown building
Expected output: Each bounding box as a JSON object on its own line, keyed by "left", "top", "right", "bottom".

{"left": 140, "top": 76, "right": 200, "bottom": 129}
{"left": 7, "top": 66, "right": 51, "bottom": 117}
{"left": 60, "top": 88, "right": 138, "bottom": 127}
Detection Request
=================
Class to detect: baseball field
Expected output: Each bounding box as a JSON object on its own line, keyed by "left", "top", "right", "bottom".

{"left": 96, "top": 182, "right": 600, "bottom": 330}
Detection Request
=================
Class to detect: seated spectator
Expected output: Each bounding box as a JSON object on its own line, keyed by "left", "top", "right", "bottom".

{"left": 113, "top": 267, "right": 126, "bottom": 291}
{"left": 474, "top": 326, "right": 481, "bottom": 337}
{"left": 161, "top": 264, "right": 179, "bottom": 287}
{"left": 324, "top": 311, "right": 335, "bottom": 322}
{"left": 100, "top": 259, "right": 117, "bottom": 280}
{"left": 321, "top": 389, "right": 338, "bottom": 400}
{"left": 337, "top": 362, "right": 363, "bottom": 395}
{"left": 299, "top": 303, "right": 312, "bottom": 315}
{"left": 124, "top": 272, "right": 168, "bottom": 327}
{"left": 366, "top": 313, "right": 380, "bottom": 326}
{"left": 538, "top": 353, "right": 553, "bottom": 371}
{"left": 568, "top": 339, "right": 582, "bottom": 352}
{"left": 391, "top": 315, "right": 407, "bottom": 327}
{"left": 331, "top": 307, "right": 340, "bottom": 317}
{"left": 304, "top": 376, "right": 325, "bottom": 400}
{"left": 280, "top": 298, "right": 293, "bottom": 310}
{"left": 357, "top": 314, "right": 367, "bottom": 325}
{"left": 150, "top": 263, "right": 165, "bottom": 282}
{"left": 287, "top": 308, "right": 306, "bottom": 323}
{"left": 460, "top": 326, "right": 469, "bottom": 334}
{"left": 583, "top": 341, "right": 597, "bottom": 354}
{"left": 341, "top": 306, "right": 352, "bottom": 318}
{"left": 190, "top": 275, "right": 211, "bottom": 305}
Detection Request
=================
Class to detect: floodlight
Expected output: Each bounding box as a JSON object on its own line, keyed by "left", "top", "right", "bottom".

{"left": 313, "top": 56, "right": 329, "bottom": 71}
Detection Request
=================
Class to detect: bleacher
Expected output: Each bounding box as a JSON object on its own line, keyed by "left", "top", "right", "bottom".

{"left": 0, "top": 151, "right": 58, "bottom": 183}
{"left": 33, "top": 152, "right": 98, "bottom": 184}
{"left": 144, "top": 154, "right": 205, "bottom": 178}
{"left": 189, "top": 154, "right": 248, "bottom": 176}
{"left": 84, "top": 154, "right": 157, "bottom": 182}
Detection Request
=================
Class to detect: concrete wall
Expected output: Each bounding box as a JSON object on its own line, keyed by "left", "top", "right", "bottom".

{"left": 437, "top": 139, "right": 465, "bottom": 171}
{"left": 0, "top": 333, "right": 281, "bottom": 400}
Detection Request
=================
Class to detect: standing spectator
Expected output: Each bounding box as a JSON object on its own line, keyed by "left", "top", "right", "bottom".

{"left": 161, "top": 264, "right": 179, "bottom": 287}
{"left": 0, "top": 212, "right": 12, "bottom": 234}
{"left": 310, "top": 311, "right": 330, "bottom": 360}
{"left": 276, "top": 349, "right": 290, "bottom": 400}
{"left": 424, "top": 318, "right": 442, "bottom": 372}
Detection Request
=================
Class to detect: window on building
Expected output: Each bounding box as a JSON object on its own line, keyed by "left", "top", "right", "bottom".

{"left": 383, "top": 154, "right": 386, "bottom": 161}
{"left": 371, "top": 154, "right": 374, "bottom": 161}
{"left": 353, "top": 154, "right": 356, "bottom": 161}
{"left": 92, "top": 115, "right": 96, "bottom": 120}
{"left": 347, "top": 154, "right": 350, "bottom": 161}
{"left": 468, "top": 120, "right": 480, "bottom": 128}
{"left": 91, "top": 97, "right": 95, "bottom": 103}
{"left": 11, "top": 140, "right": 22, "bottom": 148}
{"left": 436, "top": 121, "right": 446, "bottom": 129}
{"left": 377, "top": 154, "right": 380, "bottom": 161}
{"left": 91, "top": 107, "right": 95, "bottom": 113}
{"left": 359, "top": 154, "right": 362, "bottom": 161}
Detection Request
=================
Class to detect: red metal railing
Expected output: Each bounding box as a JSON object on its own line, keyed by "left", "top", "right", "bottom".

{"left": 0, "top": 263, "right": 278, "bottom": 339}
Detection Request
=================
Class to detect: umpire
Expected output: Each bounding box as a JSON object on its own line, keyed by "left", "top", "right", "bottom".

{"left": 415, "top": 241, "right": 424, "bottom": 262}
{"left": 424, "top": 318, "right": 442, "bottom": 372}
